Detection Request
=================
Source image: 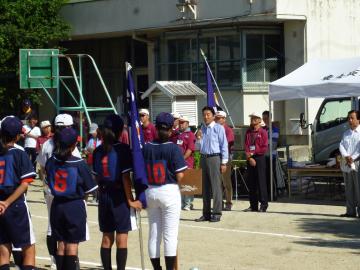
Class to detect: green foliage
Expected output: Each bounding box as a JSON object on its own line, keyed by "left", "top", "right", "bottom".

{"left": 0, "top": 0, "right": 70, "bottom": 113}
{"left": 194, "top": 151, "right": 201, "bottom": 169}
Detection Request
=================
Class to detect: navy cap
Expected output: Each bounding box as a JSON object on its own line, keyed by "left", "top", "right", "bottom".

{"left": 22, "top": 99, "right": 31, "bottom": 106}
{"left": 156, "top": 112, "right": 174, "bottom": 129}
{"left": 104, "top": 114, "right": 124, "bottom": 133}
{"left": 59, "top": 127, "right": 78, "bottom": 147}
{"left": 1, "top": 116, "right": 23, "bottom": 137}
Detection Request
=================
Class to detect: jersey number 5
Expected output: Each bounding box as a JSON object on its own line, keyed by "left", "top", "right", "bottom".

{"left": 54, "top": 170, "right": 68, "bottom": 193}
{"left": 147, "top": 161, "right": 166, "bottom": 185}
{"left": 0, "top": 160, "right": 5, "bottom": 185}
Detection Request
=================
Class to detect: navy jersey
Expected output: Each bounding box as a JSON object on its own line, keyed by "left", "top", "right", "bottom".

{"left": 93, "top": 143, "right": 133, "bottom": 186}
{"left": 45, "top": 156, "right": 97, "bottom": 199}
{"left": 0, "top": 147, "right": 36, "bottom": 199}
{"left": 143, "top": 141, "right": 187, "bottom": 185}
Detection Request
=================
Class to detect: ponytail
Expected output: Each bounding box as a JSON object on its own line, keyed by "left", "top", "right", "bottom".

{"left": 53, "top": 126, "right": 72, "bottom": 162}
{"left": 101, "top": 127, "right": 120, "bottom": 153}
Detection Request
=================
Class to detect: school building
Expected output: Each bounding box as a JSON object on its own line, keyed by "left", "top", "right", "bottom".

{"left": 53, "top": 0, "right": 360, "bottom": 138}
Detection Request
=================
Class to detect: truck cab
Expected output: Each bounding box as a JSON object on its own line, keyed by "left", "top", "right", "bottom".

{"left": 312, "top": 97, "right": 358, "bottom": 162}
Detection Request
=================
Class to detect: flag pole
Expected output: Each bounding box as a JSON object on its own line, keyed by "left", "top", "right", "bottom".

{"left": 126, "top": 62, "right": 146, "bottom": 270}
{"left": 200, "top": 49, "right": 236, "bottom": 128}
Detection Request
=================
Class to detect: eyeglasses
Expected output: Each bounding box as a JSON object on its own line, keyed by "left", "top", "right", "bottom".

{"left": 139, "top": 114, "right": 146, "bottom": 117}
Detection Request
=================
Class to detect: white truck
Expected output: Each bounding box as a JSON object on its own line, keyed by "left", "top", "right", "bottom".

{"left": 302, "top": 97, "right": 358, "bottom": 162}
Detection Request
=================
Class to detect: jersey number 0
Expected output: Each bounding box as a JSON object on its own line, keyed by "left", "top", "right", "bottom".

{"left": 147, "top": 160, "right": 166, "bottom": 185}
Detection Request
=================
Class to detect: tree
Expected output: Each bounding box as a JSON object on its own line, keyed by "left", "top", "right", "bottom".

{"left": 0, "top": 0, "right": 70, "bottom": 115}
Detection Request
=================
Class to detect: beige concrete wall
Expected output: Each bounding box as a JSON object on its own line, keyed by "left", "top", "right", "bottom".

{"left": 62, "top": 0, "right": 277, "bottom": 38}
{"left": 277, "top": 0, "right": 360, "bottom": 135}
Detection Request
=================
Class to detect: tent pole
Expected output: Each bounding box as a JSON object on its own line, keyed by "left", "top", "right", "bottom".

{"left": 269, "top": 101, "right": 274, "bottom": 202}
{"left": 200, "top": 49, "right": 235, "bottom": 127}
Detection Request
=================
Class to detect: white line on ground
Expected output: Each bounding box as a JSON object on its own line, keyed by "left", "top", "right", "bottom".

{"left": 31, "top": 214, "right": 336, "bottom": 242}
{"left": 36, "top": 256, "right": 148, "bottom": 270}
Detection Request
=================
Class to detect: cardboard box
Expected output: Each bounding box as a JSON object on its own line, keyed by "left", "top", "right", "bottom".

{"left": 180, "top": 168, "right": 202, "bottom": 195}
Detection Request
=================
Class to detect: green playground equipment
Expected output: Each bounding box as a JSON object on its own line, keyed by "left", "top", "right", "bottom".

{"left": 19, "top": 49, "right": 118, "bottom": 148}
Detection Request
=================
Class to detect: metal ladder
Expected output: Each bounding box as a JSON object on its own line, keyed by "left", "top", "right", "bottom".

{"left": 27, "top": 52, "right": 118, "bottom": 148}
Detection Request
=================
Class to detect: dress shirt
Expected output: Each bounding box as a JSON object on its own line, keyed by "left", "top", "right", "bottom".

{"left": 200, "top": 121, "right": 228, "bottom": 164}
{"left": 339, "top": 125, "right": 360, "bottom": 161}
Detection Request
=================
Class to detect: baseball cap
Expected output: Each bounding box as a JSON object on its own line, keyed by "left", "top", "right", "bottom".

{"left": 58, "top": 127, "right": 78, "bottom": 147}
{"left": 55, "top": 114, "right": 74, "bottom": 126}
{"left": 104, "top": 114, "right": 124, "bottom": 133}
{"left": 1, "top": 116, "right": 23, "bottom": 137}
{"left": 249, "top": 112, "right": 262, "bottom": 119}
{"left": 215, "top": 111, "right": 227, "bottom": 118}
{"left": 156, "top": 112, "right": 174, "bottom": 129}
{"left": 171, "top": 112, "right": 181, "bottom": 119}
{"left": 89, "top": 123, "right": 98, "bottom": 134}
{"left": 179, "top": 115, "right": 190, "bottom": 123}
{"left": 139, "top": 108, "right": 149, "bottom": 116}
{"left": 22, "top": 99, "right": 31, "bottom": 106}
{"left": 40, "top": 120, "right": 51, "bottom": 129}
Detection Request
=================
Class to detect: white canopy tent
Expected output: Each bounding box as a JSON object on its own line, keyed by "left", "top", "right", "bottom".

{"left": 269, "top": 57, "right": 360, "bottom": 101}
{"left": 267, "top": 57, "right": 360, "bottom": 200}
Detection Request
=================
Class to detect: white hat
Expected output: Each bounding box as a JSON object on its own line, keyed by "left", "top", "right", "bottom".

{"left": 215, "top": 111, "right": 227, "bottom": 118}
{"left": 179, "top": 115, "right": 190, "bottom": 122}
{"left": 54, "top": 114, "right": 73, "bottom": 126}
{"left": 40, "top": 120, "right": 51, "bottom": 128}
{"left": 171, "top": 112, "right": 181, "bottom": 119}
{"left": 89, "top": 123, "right": 98, "bottom": 133}
{"left": 139, "top": 108, "right": 149, "bottom": 115}
{"left": 249, "top": 112, "right": 262, "bottom": 119}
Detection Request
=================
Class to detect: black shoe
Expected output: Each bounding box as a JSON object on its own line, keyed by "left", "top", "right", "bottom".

{"left": 209, "top": 215, "right": 221, "bottom": 222}
{"left": 224, "top": 203, "right": 232, "bottom": 211}
{"left": 259, "top": 205, "right": 268, "bottom": 212}
{"left": 243, "top": 207, "right": 258, "bottom": 212}
{"left": 195, "top": 216, "right": 210, "bottom": 222}
{"left": 340, "top": 213, "right": 356, "bottom": 218}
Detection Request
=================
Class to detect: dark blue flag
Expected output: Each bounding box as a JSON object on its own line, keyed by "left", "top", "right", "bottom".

{"left": 206, "top": 63, "right": 217, "bottom": 110}
{"left": 126, "top": 63, "right": 148, "bottom": 208}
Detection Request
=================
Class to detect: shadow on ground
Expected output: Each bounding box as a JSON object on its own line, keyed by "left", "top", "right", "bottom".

{"left": 294, "top": 217, "right": 360, "bottom": 250}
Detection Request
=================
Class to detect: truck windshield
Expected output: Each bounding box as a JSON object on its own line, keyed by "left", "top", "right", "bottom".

{"left": 317, "top": 99, "right": 351, "bottom": 131}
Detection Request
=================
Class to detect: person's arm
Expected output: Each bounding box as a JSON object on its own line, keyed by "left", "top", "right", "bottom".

{"left": 339, "top": 133, "right": 349, "bottom": 157}
{"left": 122, "top": 172, "right": 142, "bottom": 210}
{"left": 257, "top": 129, "right": 269, "bottom": 155}
{"left": 183, "top": 149, "right": 192, "bottom": 160}
{"left": 218, "top": 125, "right": 229, "bottom": 164}
{"left": 0, "top": 182, "right": 30, "bottom": 215}
{"left": 176, "top": 172, "right": 184, "bottom": 184}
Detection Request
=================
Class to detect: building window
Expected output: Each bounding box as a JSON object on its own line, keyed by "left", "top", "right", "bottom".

{"left": 156, "top": 29, "right": 283, "bottom": 88}
{"left": 244, "top": 33, "right": 282, "bottom": 83}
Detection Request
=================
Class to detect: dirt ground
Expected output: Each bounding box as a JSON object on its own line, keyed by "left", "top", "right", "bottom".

{"left": 20, "top": 179, "right": 360, "bottom": 270}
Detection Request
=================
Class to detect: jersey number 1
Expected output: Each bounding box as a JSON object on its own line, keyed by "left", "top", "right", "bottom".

{"left": 54, "top": 170, "right": 68, "bottom": 192}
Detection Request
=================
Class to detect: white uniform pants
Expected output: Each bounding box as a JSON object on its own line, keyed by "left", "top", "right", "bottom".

{"left": 146, "top": 184, "right": 181, "bottom": 258}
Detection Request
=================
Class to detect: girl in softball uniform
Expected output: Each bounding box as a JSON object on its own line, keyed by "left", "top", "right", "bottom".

{"left": 46, "top": 127, "right": 97, "bottom": 270}
{"left": 143, "top": 112, "right": 187, "bottom": 270}
{"left": 93, "top": 114, "right": 142, "bottom": 270}
{"left": 0, "top": 116, "right": 37, "bottom": 270}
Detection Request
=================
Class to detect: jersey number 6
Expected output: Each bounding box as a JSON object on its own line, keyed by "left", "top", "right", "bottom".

{"left": 54, "top": 170, "right": 68, "bottom": 192}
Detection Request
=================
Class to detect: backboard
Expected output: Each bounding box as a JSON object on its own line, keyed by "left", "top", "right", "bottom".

{"left": 19, "top": 49, "right": 59, "bottom": 89}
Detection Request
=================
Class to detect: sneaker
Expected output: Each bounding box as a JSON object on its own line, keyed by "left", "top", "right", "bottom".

{"left": 183, "top": 205, "right": 191, "bottom": 211}
{"left": 50, "top": 255, "right": 57, "bottom": 269}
